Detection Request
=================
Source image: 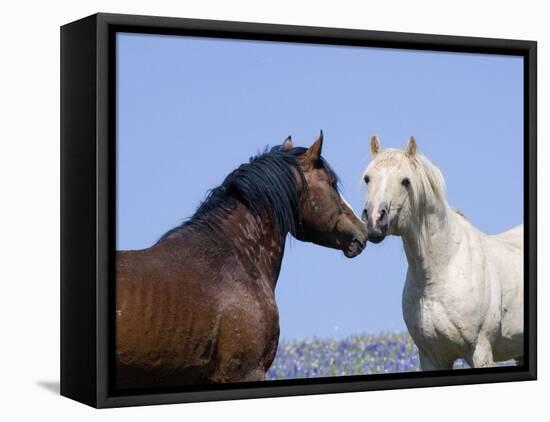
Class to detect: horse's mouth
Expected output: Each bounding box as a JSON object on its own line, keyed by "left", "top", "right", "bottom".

{"left": 368, "top": 234, "right": 386, "bottom": 244}
{"left": 344, "top": 238, "right": 366, "bottom": 258}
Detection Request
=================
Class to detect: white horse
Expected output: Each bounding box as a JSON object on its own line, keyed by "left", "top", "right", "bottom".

{"left": 361, "top": 136, "right": 523, "bottom": 369}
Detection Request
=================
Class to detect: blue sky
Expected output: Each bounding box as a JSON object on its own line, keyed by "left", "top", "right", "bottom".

{"left": 116, "top": 33, "right": 523, "bottom": 340}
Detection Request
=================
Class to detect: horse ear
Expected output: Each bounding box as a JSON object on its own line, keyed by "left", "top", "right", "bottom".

{"left": 306, "top": 130, "right": 324, "bottom": 163}
{"left": 282, "top": 135, "right": 293, "bottom": 151}
{"left": 405, "top": 136, "right": 417, "bottom": 158}
{"left": 370, "top": 135, "right": 381, "bottom": 158}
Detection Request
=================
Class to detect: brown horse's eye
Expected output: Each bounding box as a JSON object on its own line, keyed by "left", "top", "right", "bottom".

{"left": 402, "top": 178, "right": 410, "bottom": 187}
{"left": 364, "top": 175, "right": 370, "bottom": 185}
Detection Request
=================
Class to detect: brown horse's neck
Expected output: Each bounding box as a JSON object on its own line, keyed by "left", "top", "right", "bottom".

{"left": 217, "top": 202, "right": 287, "bottom": 291}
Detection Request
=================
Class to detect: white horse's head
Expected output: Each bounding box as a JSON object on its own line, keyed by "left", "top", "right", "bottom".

{"left": 361, "top": 136, "right": 447, "bottom": 243}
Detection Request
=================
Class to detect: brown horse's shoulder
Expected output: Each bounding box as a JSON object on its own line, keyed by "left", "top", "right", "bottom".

{"left": 115, "top": 227, "right": 283, "bottom": 386}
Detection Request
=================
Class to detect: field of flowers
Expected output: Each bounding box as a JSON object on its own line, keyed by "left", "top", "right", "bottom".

{"left": 267, "top": 332, "right": 419, "bottom": 380}
{"left": 266, "top": 332, "right": 514, "bottom": 380}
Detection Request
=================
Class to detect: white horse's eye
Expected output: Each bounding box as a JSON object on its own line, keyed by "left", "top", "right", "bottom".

{"left": 364, "top": 175, "right": 370, "bottom": 185}
{"left": 402, "top": 178, "right": 410, "bottom": 187}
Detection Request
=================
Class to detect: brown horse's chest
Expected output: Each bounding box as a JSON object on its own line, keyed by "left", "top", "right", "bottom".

{"left": 116, "top": 244, "right": 281, "bottom": 387}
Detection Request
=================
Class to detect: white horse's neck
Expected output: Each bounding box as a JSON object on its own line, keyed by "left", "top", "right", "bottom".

{"left": 400, "top": 200, "right": 460, "bottom": 286}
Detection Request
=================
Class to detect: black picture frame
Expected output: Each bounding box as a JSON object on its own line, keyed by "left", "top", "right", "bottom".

{"left": 60, "top": 12, "right": 537, "bottom": 408}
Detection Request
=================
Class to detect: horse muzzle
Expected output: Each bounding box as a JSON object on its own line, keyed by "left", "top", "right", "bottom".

{"left": 343, "top": 224, "right": 368, "bottom": 258}
{"left": 367, "top": 233, "right": 386, "bottom": 244}
{"left": 363, "top": 206, "right": 388, "bottom": 244}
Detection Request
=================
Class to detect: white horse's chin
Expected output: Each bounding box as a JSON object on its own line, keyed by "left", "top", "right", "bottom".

{"left": 368, "top": 235, "right": 386, "bottom": 244}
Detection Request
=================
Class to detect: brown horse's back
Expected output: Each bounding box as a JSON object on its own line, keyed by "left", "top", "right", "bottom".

{"left": 115, "top": 233, "right": 279, "bottom": 389}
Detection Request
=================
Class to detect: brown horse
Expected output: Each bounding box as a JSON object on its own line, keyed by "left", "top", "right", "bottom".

{"left": 116, "top": 132, "right": 368, "bottom": 390}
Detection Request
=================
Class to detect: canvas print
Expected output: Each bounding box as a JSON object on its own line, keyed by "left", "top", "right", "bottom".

{"left": 115, "top": 33, "right": 524, "bottom": 390}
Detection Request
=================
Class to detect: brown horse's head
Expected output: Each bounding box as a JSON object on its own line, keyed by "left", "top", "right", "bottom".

{"left": 284, "top": 132, "right": 368, "bottom": 258}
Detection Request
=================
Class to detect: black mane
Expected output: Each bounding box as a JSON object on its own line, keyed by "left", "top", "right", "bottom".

{"left": 157, "top": 145, "right": 339, "bottom": 242}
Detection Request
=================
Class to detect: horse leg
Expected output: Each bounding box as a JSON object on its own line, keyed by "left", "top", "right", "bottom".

{"left": 239, "top": 369, "right": 266, "bottom": 382}
{"left": 207, "top": 305, "right": 277, "bottom": 383}
{"left": 469, "top": 337, "right": 495, "bottom": 368}
{"left": 207, "top": 327, "right": 269, "bottom": 383}
{"left": 419, "top": 349, "right": 437, "bottom": 371}
{"left": 209, "top": 364, "right": 265, "bottom": 383}
{"left": 418, "top": 348, "right": 454, "bottom": 371}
